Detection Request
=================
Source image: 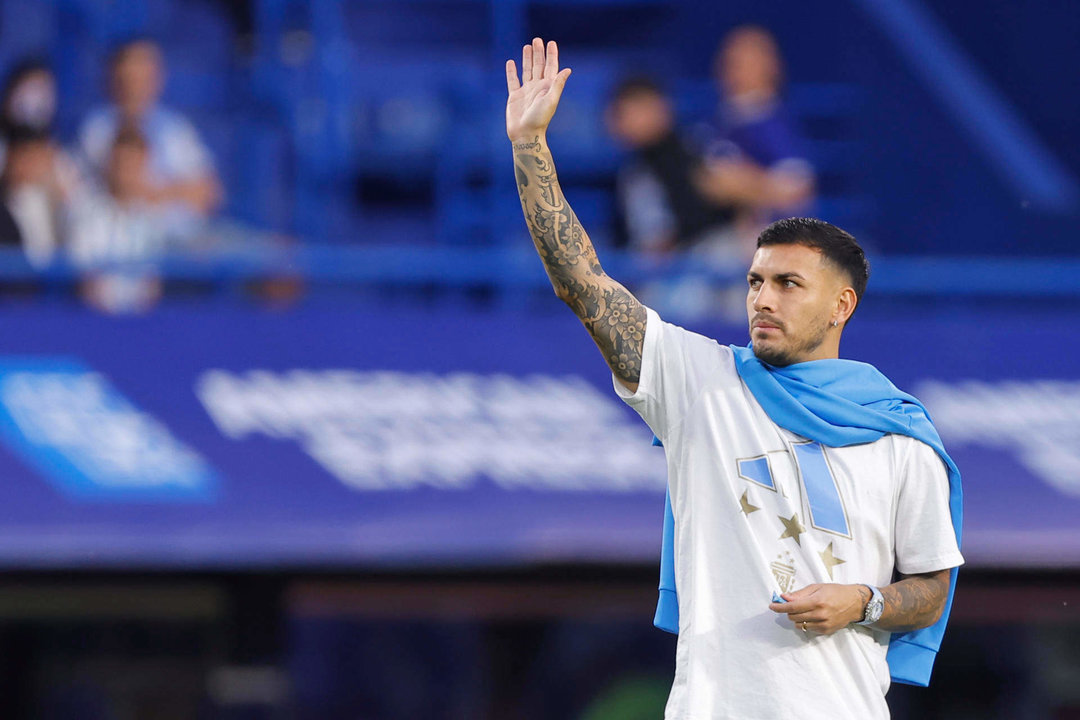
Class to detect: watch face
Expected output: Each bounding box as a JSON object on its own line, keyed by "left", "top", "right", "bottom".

{"left": 867, "top": 598, "right": 884, "bottom": 623}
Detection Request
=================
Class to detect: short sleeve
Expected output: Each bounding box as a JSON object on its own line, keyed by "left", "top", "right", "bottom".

{"left": 893, "top": 439, "right": 964, "bottom": 575}
{"left": 612, "top": 306, "right": 732, "bottom": 443}
{"left": 160, "top": 115, "right": 214, "bottom": 179}
{"left": 77, "top": 109, "right": 116, "bottom": 172}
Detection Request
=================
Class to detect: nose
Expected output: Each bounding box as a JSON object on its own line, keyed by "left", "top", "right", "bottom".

{"left": 752, "top": 282, "right": 776, "bottom": 313}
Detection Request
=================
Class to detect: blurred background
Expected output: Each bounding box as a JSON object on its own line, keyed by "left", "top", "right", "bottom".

{"left": 0, "top": 0, "right": 1077, "bottom": 717}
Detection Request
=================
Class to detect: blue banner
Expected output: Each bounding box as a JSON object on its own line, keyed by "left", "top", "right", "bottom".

{"left": 0, "top": 302, "right": 1075, "bottom": 569}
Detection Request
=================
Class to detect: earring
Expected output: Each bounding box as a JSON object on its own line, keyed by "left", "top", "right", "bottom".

{"left": 831, "top": 320, "right": 839, "bottom": 327}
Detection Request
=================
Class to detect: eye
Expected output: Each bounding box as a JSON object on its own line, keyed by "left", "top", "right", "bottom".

{"left": 748, "top": 278, "right": 761, "bottom": 289}
{"left": 783, "top": 279, "right": 798, "bottom": 288}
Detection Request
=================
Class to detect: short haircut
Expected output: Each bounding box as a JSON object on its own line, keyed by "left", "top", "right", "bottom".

{"left": 610, "top": 76, "right": 667, "bottom": 105}
{"left": 3, "top": 123, "right": 49, "bottom": 149}
{"left": 756, "top": 217, "right": 870, "bottom": 310}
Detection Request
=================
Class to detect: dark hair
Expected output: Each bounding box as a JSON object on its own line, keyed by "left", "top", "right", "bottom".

{"left": 3, "top": 123, "right": 50, "bottom": 150}
{"left": 757, "top": 217, "right": 870, "bottom": 309}
{"left": 610, "top": 75, "right": 667, "bottom": 105}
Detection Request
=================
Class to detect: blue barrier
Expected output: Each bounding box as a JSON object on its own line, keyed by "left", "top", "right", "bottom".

{"left": 2, "top": 246, "right": 1077, "bottom": 298}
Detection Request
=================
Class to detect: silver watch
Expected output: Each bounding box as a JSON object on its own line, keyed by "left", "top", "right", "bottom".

{"left": 857, "top": 585, "right": 884, "bottom": 626}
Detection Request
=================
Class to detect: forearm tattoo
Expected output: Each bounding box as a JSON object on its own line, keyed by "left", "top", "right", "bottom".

{"left": 877, "top": 571, "right": 950, "bottom": 632}
{"left": 513, "top": 137, "right": 646, "bottom": 384}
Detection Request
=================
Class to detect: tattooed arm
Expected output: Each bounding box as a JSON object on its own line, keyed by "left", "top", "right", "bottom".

{"left": 769, "top": 569, "right": 951, "bottom": 635}
{"left": 873, "top": 569, "right": 951, "bottom": 632}
{"left": 506, "top": 38, "right": 646, "bottom": 391}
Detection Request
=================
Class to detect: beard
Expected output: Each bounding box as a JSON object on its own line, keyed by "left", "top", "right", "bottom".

{"left": 752, "top": 317, "right": 830, "bottom": 367}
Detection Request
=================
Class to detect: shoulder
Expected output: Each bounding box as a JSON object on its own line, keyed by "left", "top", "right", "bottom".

{"left": 889, "top": 434, "right": 949, "bottom": 482}
{"left": 645, "top": 307, "right": 738, "bottom": 377}
{"left": 647, "top": 307, "right": 731, "bottom": 352}
{"left": 78, "top": 107, "right": 117, "bottom": 144}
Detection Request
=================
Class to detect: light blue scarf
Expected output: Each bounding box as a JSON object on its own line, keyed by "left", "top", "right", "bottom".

{"left": 653, "top": 345, "right": 963, "bottom": 687}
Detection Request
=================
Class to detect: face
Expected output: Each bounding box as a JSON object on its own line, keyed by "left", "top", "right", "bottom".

{"left": 746, "top": 244, "right": 850, "bottom": 366}
{"left": 607, "top": 92, "right": 673, "bottom": 148}
{"left": 716, "top": 28, "right": 781, "bottom": 99}
{"left": 6, "top": 70, "right": 56, "bottom": 129}
{"left": 110, "top": 43, "right": 163, "bottom": 118}
{"left": 3, "top": 141, "right": 53, "bottom": 188}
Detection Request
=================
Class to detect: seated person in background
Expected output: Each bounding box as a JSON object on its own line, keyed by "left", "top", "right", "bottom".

{"left": 67, "top": 125, "right": 168, "bottom": 314}
{"left": 0, "top": 126, "right": 60, "bottom": 265}
{"left": 0, "top": 60, "right": 82, "bottom": 267}
{"left": 78, "top": 38, "right": 222, "bottom": 224}
{"left": 606, "top": 77, "right": 736, "bottom": 257}
{"left": 701, "top": 25, "right": 815, "bottom": 227}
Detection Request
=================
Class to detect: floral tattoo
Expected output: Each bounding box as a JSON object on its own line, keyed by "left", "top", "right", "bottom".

{"left": 512, "top": 137, "right": 646, "bottom": 384}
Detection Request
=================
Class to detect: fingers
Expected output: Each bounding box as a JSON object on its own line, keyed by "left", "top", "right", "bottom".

{"left": 770, "top": 597, "right": 815, "bottom": 614}
{"left": 555, "top": 67, "right": 571, "bottom": 89}
{"left": 521, "top": 43, "right": 533, "bottom": 82}
{"left": 785, "top": 610, "right": 827, "bottom": 624}
{"left": 545, "top": 40, "right": 558, "bottom": 79}
{"left": 505, "top": 59, "right": 520, "bottom": 93}
{"left": 532, "top": 37, "right": 546, "bottom": 79}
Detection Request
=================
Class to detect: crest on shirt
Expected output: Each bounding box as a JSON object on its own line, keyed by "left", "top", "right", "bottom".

{"left": 770, "top": 551, "right": 796, "bottom": 594}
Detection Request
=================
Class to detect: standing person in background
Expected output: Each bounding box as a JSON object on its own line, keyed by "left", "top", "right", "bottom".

{"left": 78, "top": 38, "right": 222, "bottom": 226}
{"left": 700, "top": 25, "right": 815, "bottom": 229}
{"left": 506, "top": 38, "right": 961, "bottom": 720}
{"left": 606, "top": 77, "right": 736, "bottom": 256}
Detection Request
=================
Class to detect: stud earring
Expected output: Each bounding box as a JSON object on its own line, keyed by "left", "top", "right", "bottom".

{"left": 831, "top": 320, "right": 839, "bottom": 327}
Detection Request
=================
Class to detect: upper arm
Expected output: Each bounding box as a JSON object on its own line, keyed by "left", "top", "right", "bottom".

{"left": 562, "top": 272, "right": 646, "bottom": 393}
{"left": 609, "top": 305, "right": 735, "bottom": 444}
{"left": 893, "top": 439, "right": 964, "bottom": 575}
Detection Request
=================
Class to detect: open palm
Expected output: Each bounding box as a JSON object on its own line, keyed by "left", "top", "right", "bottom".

{"left": 505, "top": 38, "right": 572, "bottom": 141}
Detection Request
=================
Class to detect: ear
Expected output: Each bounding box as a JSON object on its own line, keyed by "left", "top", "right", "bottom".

{"left": 834, "top": 286, "right": 857, "bottom": 327}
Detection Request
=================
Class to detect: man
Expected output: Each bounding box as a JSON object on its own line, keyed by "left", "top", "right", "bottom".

{"left": 78, "top": 38, "right": 221, "bottom": 220}
{"left": 700, "top": 25, "right": 815, "bottom": 224}
{"left": 506, "top": 39, "right": 962, "bottom": 719}
{"left": 605, "top": 76, "right": 735, "bottom": 254}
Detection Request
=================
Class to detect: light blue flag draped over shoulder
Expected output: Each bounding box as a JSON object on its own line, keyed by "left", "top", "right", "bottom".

{"left": 652, "top": 345, "right": 963, "bottom": 687}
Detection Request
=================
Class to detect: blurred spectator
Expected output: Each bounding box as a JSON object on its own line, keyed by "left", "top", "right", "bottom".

{"left": 0, "top": 60, "right": 82, "bottom": 268}
{"left": 0, "top": 126, "right": 58, "bottom": 263}
{"left": 606, "top": 77, "right": 736, "bottom": 256}
{"left": 701, "top": 25, "right": 815, "bottom": 226}
{"left": 67, "top": 125, "right": 167, "bottom": 313}
{"left": 0, "top": 59, "right": 56, "bottom": 140}
{"left": 78, "top": 38, "right": 222, "bottom": 226}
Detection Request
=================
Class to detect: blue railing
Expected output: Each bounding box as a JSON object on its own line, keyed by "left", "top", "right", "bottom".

{"left": 3, "top": 246, "right": 1076, "bottom": 298}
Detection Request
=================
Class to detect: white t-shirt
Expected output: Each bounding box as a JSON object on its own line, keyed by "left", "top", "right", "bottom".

{"left": 614, "top": 308, "right": 963, "bottom": 720}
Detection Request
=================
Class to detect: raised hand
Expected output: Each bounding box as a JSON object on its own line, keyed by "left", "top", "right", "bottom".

{"left": 505, "top": 38, "right": 572, "bottom": 142}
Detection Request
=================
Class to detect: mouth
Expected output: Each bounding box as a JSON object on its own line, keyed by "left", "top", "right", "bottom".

{"left": 751, "top": 314, "right": 783, "bottom": 333}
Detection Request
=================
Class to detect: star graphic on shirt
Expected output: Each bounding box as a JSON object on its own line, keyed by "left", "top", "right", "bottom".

{"left": 778, "top": 512, "right": 806, "bottom": 545}
{"left": 819, "top": 542, "right": 846, "bottom": 580}
{"left": 738, "top": 490, "right": 760, "bottom": 516}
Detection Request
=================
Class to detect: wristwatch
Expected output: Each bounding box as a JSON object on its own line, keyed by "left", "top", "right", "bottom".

{"left": 857, "top": 585, "right": 885, "bottom": 626}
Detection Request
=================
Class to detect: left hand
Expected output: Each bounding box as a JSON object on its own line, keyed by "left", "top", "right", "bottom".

{"left": 769, "top": 583, "right": 868, "bottom": 635}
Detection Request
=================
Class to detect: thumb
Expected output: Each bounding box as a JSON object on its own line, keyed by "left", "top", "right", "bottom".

{"left": 783, "top": 584, "right": 820, "bottom": 601}
{"left": 551, "top": 68, "right": 572, "bottom": 96}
